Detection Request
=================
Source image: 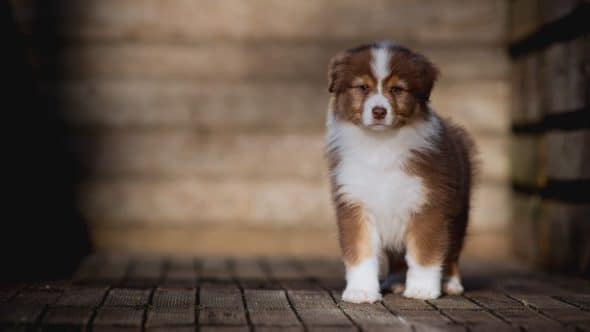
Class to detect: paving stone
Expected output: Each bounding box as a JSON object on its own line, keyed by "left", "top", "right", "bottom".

{"left": 92, "top": 327, "right": 141, "bottom": 332}
{"left": 332, "top": 291, "right": 410, "bottom": 329}
{"left": 383, "top": 294, "right": 435, "bottom": 311}
{"left": 55, "top": 286, "right": 108, "bottom": 307}
{"left": 151, "top": 288, "right": 195, "bottom": 308}
{"left": 442, "top": 309, "right": 505, "bottom": 325}
{"left": 199, "top": 327, "right": 249, "bottom": 332}
{"left": 466, "top": 291, "right": 525, "bottom": 309}
{"left": 0, "top": 304, "right": 44, "bottom": 324}
{"left": 30, "top": 281, "right": 72, "bottom": 292}
{"left": 557, "top": 294, "right": 590, "bottom": 310}
{"left": 428, "top": 296, "right": 481, "bottom": 310}
{"left": 93, "top": 306, "right": 145, "bottom": 327}
{"left": 146, "top": 307, "right": 195, "bottom": 327}
{"left": 244, "top": 290, "right": 300, "bottom": 326}
{"left": 199, "top": 285, "right": 246, "bottom": 325}
{"left": 512, "top": 294, "right": 579, "bottom": 309}
{"left": 4, "top": 255, "right": 590, "bottom": 332}
{"left": 396, "top": 309, "right": 452, "bottom": 325}
{"left": 146, "top": 328, "right": 195, "bottom": 332}
{"left": 10, "top": 291, "right": 61, "bottom": 306}
{"left": 42, "top": 306, "right": 94, "bottom": 327}
{"left": 103, "top": 288, "right": 151, "bottom": 307}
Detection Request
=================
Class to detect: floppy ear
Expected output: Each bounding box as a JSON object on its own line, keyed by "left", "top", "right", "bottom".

{"left": 416, "top": 56, "right": 439, "bottom": 102}
{"left": 327, "top": 51, "right": 350, "bottom": 93}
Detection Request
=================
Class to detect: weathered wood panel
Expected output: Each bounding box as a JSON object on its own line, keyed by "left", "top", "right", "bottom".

{"left": 546, "top": 130, "right": 590, "bottom": 180}
{"left": 80, "top": 178, "right": 333, "bottom": 226}
{"left": 44, "top": 44, "right": 507, "bottom": 82}
{"left": 540, "top": 37, "right": 589, "bottom": 112}
{"left": 11, "top": 0, "right": 506, "bottom": 44}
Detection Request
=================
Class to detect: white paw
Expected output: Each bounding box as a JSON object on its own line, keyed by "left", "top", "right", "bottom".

{"left": 443, "top": 277, "right": 464, "bottom": 295}
{"left": 342, "top": 288, "right": 382, "bottom": 303}
{"left": 403, "top": 283, "right": 441, "bottom": 300}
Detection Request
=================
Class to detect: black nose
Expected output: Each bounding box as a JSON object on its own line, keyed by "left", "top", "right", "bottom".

{"left": 372, "top": 107, "right": 387, "bottom": 120}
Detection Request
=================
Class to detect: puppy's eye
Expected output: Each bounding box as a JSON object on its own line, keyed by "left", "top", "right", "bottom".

{"left": 390, "top": 86, "right": 404, "bottom": 94}
{"left": 355, "top": 84, "right": 369, "bottom": 93}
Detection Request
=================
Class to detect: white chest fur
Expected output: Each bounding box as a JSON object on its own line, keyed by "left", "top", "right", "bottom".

{"left": 326, "top": 113, "right": 440, "bottom": 251}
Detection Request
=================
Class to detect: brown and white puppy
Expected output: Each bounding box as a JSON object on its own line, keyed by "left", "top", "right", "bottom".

{"left": 325, "top": 42, "right": 476, "bottom": 303}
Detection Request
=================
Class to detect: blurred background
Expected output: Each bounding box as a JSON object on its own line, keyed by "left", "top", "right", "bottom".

{"left": 3, "top": 0, "right": 588, "bottom": 280}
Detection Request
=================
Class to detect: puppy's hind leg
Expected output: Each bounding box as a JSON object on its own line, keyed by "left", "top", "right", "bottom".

{"left": 381, "top": 250, "right": 406, "bottom": 294}
{"left": 443, "top": 261, "right": 464, "bottom": 295}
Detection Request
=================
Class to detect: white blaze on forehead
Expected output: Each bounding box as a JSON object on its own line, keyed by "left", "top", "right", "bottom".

{"left": 370, "top": 47, "right": 391, "bottom": 92}
{"left": 362, "top": 47, "right": 393, "bottom": 127}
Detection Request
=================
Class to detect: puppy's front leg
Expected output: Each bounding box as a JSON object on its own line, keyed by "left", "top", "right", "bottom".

{"left": 337, "top": 202, "right": 381, "bottom": 303}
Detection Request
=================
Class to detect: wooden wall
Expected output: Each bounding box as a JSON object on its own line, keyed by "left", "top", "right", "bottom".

{"left": 10, "top": 0, "right": 510, "bottom": 258}
{"left": 508, "top": 0, "right": 590, "bottom": 274}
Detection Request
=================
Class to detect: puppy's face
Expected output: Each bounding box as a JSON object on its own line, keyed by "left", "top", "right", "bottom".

{"left": 328, "top": 43, "right": 438, "bottom": 130}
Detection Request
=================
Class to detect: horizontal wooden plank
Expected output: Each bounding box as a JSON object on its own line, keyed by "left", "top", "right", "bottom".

{"left": 44, "top": 44, "right": 507, "bottom": 82}
{"left": 74, "top": 130, "right": 506, "bottom": 182}
{"left": 74, "top": 131, "right": 326, "bottom": 181}
{"left": 80, "top": 178, "right": 333, "bottom": 226}
{"left": 91, "top": 225, "right": 341, "bottom": 259}
{"left": 12, "top": 0, "right": 505, "bottom": 44}
{"left": 80, "top": 177, "right": 508, "bottom": 231}
{"left": 54, "top": 80, "right": 508, "bottom": 134}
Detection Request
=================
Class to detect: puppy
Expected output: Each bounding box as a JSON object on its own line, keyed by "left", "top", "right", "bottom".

{"left": 325, "top": 42, "right": 476, "bottom": 303}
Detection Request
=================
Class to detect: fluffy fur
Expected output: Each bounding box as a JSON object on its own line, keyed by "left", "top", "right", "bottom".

{"left": 325, "top": 42, "right": 476, "bottom": 303}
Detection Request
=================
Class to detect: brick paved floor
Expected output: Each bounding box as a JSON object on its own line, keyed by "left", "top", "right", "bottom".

{"left": 1, "top": 255, "right": 589, "bottom": 331}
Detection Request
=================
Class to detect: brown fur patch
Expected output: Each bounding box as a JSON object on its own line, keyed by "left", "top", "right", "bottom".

{"left": 405, "top": 208, "right": 448, "bottom": 266}
{"left": 334, "top": 200, "right": 373, "bottom": 267}
{"left": 406, "top": 114, "right": 478, "bottom": 268}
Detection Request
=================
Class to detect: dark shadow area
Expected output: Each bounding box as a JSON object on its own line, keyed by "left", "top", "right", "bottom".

{"left": 2, "top": 1, "right": 91, "bottom": 282}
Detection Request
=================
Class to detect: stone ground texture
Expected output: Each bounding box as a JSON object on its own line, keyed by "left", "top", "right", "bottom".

{"left": 1, "top": 255, "right": 589, "bottom": 331}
